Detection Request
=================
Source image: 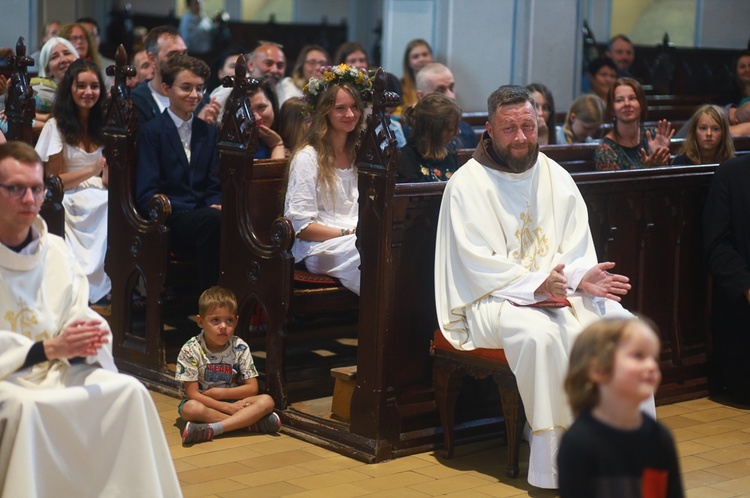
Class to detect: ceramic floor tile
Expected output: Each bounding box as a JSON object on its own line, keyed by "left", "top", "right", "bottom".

{"left": 180, "top": 477, "right": 248, "bottom": 498}
{"left": 657, "top": 404, "right": 695, "bottom": 417}
{"left": 699, "top": 444, "right": 750, "bottom": 465}
{"left": 230, "top": 465, "right": 315, "bottom": 487}
{"left": 473, "top": 482, "right": 543, "bottom": 497}
{"left": 242, "top": 436, "right": 317, "bottom": 455}
{"left": 672, "top": 426, "right": 710, "bottom": 443}
{"left": 682, "top": 469, "right": 731, "bottom": 489}
{"left": 287, "top": 469, "right": 371, "bottom": 490}
{"left": 406, "top": 474, "right": 494, "bottom": 496}
{"left": 343, "top": 470, "right": 435, "bottom": 492}
{"left": 349, "top": 488, "right": 430, "bottom": 497}
{"left": 685, "top": 487, "right": 735, "bottom": 498}
{"left": 173, "top": 459, "right": 200, "bottom": 473}
{"left": 687, "top": 419, "right": 749, "bottom": 437}
{"left": 179, "top": 444, "right": 268, "bottom": 467}
{"left": 683, "top": 408, "right": 747, "bottom": 423}
{"left": 147, "top": 388, "right": 750, "bottom": 497}
{"left": 704, "top": 459, "right": 750, "bottom": 479}
{"left": 296, "top": 455, "right": 367, "bottom": 474}
{"left": 413, "top": 463, "right": 467, "bottom": 479}
{"left": 728, "top": 413, "right": 750, "bottom": 425}
{"left": 694, "top": 431, "right": 750, "bottom": 449}
{"left": 678, "top": 399, "right": 726, "bottom": 411}
{"left": 236, "top": 448, "right": 326, "bottom": 471}
{"left": 680, "top": 455, "right": 723, "bottom": 473}
{"left": 349, "top": 456, "right": 435, "bottom": 477}
{"left": 441, "top": 490, "right": 495, "bottom": 497}
{"left": 281, "top": 483, "right": 371, "bottom": 497}
{"left": 228, "top": 481, "right": 308, "bottom": 497}
{"left": 709, "top": 474, "right": 750, "bottom": 495}
{"left": 678, "top": 440, "right": 723, "bottom": 458}
{"left": 177, "top": 462, "right": 257, "bottom": 485}
{"left": 661, "top": 414, "right": 706, "bottom": 430}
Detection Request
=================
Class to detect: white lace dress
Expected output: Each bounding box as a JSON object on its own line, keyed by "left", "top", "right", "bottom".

{"left": 35, "top": 118, "right": 111, "bottom": 303}
{"left": 284, "top": 145, "right": 360, "bottom": 294}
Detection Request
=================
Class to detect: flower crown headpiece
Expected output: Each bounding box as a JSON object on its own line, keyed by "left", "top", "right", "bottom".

{"left": 302, "top": 64, "right": 372, "bottom": 114}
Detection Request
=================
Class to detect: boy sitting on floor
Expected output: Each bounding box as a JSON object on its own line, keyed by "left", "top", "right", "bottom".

{"left": 176, "top": 286, "right": 280, "bottom": 445}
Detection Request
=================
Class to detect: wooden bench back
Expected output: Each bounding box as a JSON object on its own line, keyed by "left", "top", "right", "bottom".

{"left": 458, "top": 135, "right": 750, "bottom": 175}
{"left": 102, "top": 46, "right": 174, "bottom": 376}
{"left": 4, "top": 36, "right": 65, "bottom": 237}
{"left": 215, "top": 55, "right": 295, "bottom": 339}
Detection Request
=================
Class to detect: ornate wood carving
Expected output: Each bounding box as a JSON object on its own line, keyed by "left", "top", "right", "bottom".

{"left": 103, "top": 44, "right": 171, "bottom": 371}
{"left": 5, "top": 37, "right": 35, "bottom": 143}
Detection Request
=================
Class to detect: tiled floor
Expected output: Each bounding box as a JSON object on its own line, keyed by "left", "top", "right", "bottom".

{"left": 150, "top": 390, "right": 750, "bottom": 497}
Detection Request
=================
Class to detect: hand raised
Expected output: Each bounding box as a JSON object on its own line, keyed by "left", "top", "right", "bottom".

{"left": 645, "top": 119, "right": 675, "bottom": 151}
{"left": 197, "top": 97, "right": 221, "bottom": 125}
{"left": 579, "top": 262, "right": 631, "bottom": 301}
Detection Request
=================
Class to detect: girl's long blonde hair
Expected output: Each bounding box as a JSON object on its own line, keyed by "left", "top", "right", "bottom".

{"left": 562, "top": 94, "right": 605, "bottom": 144}
{"left": 298, "top": 82, "right": 365, "bottom": 201}
{"left": 680, "top": 105, "right": 735, "bottom": 164}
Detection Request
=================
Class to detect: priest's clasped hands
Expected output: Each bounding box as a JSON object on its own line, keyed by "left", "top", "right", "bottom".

{"left": 536, "top": 262, "right": 631, "bottom": 302}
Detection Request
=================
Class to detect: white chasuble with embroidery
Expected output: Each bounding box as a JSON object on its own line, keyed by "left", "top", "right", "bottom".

{"left": 435, "top": 152, "right": 633, "bottom": 489}
{"left": 435, "top": 153, "right": 608, "bottom": 349}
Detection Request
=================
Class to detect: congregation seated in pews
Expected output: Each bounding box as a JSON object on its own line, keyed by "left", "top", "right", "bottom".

{"left": 5, "top": 20, "right": 750, "bottom": 485}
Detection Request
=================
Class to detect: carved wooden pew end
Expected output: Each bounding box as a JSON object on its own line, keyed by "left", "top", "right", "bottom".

{"left": 430, "top": 329, "right": 526, "bottom": 478}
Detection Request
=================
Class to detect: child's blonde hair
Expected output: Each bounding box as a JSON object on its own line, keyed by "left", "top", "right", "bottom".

{"left": 561, "top": 94, "right": 605, "bottom": 144}
{"left": 198, "top": 286, "right": 238, "bottom": 316}
{"left": 565, "top": 318, "right": 659, "bottom": 417}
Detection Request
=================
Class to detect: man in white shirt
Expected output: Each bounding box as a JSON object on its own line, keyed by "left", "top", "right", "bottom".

{"left": 210, "top": 41, "right": 288, "bottom": 121}
{"left": 435, "top": 85, "right": 634, "bottom": 489}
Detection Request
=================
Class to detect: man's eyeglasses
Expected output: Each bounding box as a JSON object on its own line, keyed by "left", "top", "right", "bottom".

{"left": 0, "top": 183, "right": 47, "bottom": 200}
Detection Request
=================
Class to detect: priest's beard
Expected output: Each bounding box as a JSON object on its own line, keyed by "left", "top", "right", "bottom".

{"left": 493, "top": 141, "right": 540, "bottom": 173}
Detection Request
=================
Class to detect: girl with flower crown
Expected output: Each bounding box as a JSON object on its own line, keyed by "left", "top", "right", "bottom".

{"left": 283, "top": 65, "right": 368, "bottom": 295}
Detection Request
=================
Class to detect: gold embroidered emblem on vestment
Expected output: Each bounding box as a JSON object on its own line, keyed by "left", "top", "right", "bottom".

{"left": 4, "top": 300, "right": 48, "bottom": 340}
{"left": 512, "top": 204, "right": 549, "bottom": 270}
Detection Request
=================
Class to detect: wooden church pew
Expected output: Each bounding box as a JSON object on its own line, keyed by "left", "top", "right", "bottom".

{"left": 4, "top": 36, "right": 64, "bottom": 236}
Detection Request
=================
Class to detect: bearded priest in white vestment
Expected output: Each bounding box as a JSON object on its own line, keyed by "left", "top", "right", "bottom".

{"left": 435, "top": 86, "right": 643, "bottom": 489}
{"left": 0, "top": 142, "right": 182, "bottom": 497}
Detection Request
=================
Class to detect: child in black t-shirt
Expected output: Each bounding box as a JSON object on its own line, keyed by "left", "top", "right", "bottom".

{"left": 558, "top": 318, "right": 684, "bottom": 498}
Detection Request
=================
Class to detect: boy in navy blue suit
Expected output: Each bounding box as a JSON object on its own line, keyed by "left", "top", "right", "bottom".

{"left": 136, "top": 53, "right": 221, "bottom": 291}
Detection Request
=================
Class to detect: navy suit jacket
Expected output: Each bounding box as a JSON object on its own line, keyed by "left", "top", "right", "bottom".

{"left": 135, "top": 109, "right": 221, "bottom": 215}
{"left": 131, "top": 80, "right": 161, "bottom": 130}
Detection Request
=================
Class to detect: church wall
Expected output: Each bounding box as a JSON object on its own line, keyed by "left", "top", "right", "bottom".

{"left": 2, "top": 1, "right": 747, "bottom": 111}
{"left": 698, "top": 0, "right": 750, "bottom": 49}
{"left": 379, "top": 0, "right": 581, "bottom": 112}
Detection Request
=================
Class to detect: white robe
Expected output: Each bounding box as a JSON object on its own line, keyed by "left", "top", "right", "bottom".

{"left": 35, "top": 118, "right": 112, "bottom": 303}
{"left": 0, "top": 218, "right": 182, "bottom": 497}
{"left": 435, "top": 153, "right": 631, "bottom": 488}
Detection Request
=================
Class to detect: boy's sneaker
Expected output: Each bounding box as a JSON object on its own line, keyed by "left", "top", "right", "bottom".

{"left": 182, "top": 422, "right": 214, "bottom": 445}
{"left": 249, "top": 412, "right": 281, "bottom": 434}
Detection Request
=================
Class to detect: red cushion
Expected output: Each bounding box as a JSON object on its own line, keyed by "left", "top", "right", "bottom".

{"left": 432, "top": 329, "right": 509, "bottom": 364}
{"left": 293, "top": 269, "right": 341, "bottom": 286}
